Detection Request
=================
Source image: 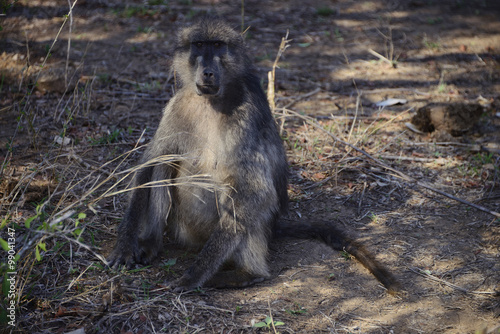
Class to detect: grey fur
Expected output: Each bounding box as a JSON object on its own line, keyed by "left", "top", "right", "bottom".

{"left": 108, "top": 19, "right": 400, "bottom": 294}
{"left": 108, "top": 18, "right": 287, "bottom": 289}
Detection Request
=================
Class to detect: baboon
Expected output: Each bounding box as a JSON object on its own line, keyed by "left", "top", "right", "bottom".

{"left": 107, "top": 19, "right": 400, "bottom": 294}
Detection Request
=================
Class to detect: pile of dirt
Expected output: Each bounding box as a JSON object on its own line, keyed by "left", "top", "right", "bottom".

{"left": 411, "top": 102, "right": 484, "bottom": 135}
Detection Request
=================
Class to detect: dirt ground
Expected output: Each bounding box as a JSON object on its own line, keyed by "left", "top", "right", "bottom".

{"left": 1, "top": 0, "right": 499, "bottom": 333}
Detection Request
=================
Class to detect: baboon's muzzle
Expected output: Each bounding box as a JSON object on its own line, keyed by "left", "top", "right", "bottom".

{"left": 195, "top": 57, "right": 221, "bottom": 96}
{"left": 195, "top": 83, "right": 220, "bottom": 96}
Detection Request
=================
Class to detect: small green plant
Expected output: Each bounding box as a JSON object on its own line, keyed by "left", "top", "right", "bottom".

{"left": 89, "top": 128, "right": 122, "bottom": 145}
{"left": 285, "top": 303, "right": 307, "bottom": 315}
{"left": 473, "top": 152, "right": 494, "bottom": 165}
{"left": 426, "top": 17, "right": 443, "bottom": 25}
{"left": 0, "top": 0, "right": 18, "bottom": 31}
{"left": 161, "top": 258, "right": 177, "bottom": 273}
{"left": 341, "top": 250, "right": 352, "bottom": 261}
{"left": 24, "top": 204, "right": 45, "bottom": 229}
{"left": 437, "top": 82, "right": 447, "bottom": 93}
{"left": 316, "top": 7, "right": 336, "bottom": 16}
{"left": 34, "top": 241, "right": 47, "bottom": 262}
{"left": 0, "top": 0, "right": 17, "bottom": 14}
{"left": 90, "top": 262, "right": 104, "bottom": 271}
{"left": 9, "top": 202, "right": 89, "bottom": 268}
{"left": 194, "top": 286, "right": 205, "bottom": 293}
{"left": 457, "top": 164, "right": 467, "bottom": 177}
{"left": 137, "top": 80, "right": 162, "bottom": 92}
{"left": 72, "top": 212, "right": 86, "bottom": 241}
{"left": 142, "top": 281, "right": 152, "bottom": 299}
{"left": 97, "top": 73, "right": 111, "bottom": 84}
{"left": 137, "top": 26, "right": 154, "bottom": 34}
{"left": 148, "top": 0, "right": 167, "bottom": 5}
{"left": 253, "top": 316, "right": 285, "bottom": 329}
{"left": 424, "top": 39, "right": 440, "bottom": 50}
{"left": 334, "top": 28, "right": 344, "bottom": 42}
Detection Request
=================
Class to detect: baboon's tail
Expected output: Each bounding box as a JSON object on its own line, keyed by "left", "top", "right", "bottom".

{"left": 275, "top": 220, "right": 401, "bottom": 295}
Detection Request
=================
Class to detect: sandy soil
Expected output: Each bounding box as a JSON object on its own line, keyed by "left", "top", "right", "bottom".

{"left": 0, "top": 0, "right": 499, "bottom": 333}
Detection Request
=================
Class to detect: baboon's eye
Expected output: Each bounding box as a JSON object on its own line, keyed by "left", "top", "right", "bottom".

{"left": 214, "top": 42, "right": 221, "bottom": 47}
{"left": 195, "top": 42, "right": 203, "bottom": 48}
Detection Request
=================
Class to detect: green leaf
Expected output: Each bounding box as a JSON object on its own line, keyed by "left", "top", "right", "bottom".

{"left": 0, "top": 216, "right": 9, "bottom": 229}
{"left": 35, "top": 246, "right": 41, "bottom": 261}
{"left": 91, "top": 262, "right": 104, "bottom": 270}
{"left": 253, "top": 322, "right": 267, "bottom": 328}
{"left": 25, "top": 215, "right": 36, "bottom": 228}
{"left": 0, "top": 238, "right": 8, "bottom": 251}
{"left": 164, "top": 258, "right": 177, "bottom": 266}
{"left": 274, "top": 321, "right": 285, "bottom": 326}
{"left": 2, "top": 274, "right": 10, "bottom": 296}
{"left": 38, "top": 242, "right": 47, "bottom": 251}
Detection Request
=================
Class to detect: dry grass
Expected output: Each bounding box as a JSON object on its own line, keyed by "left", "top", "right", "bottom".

{"left": 1, "top": 0, "right": 499, "bottom": 333}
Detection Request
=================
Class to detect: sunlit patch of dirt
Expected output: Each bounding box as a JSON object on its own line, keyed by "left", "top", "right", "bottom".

{"left": 1, "top": 0, "right": 499, "bottom": 333}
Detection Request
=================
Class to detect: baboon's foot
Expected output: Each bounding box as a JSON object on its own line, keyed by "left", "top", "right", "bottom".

{"left": 107, "top": 245, "right": 139, "bottom": 269}
{"left": 107, "top": 239, "right": 157, "bottom": 269}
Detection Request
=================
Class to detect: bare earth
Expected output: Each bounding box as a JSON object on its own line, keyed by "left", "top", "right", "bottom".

{"left": 0, "top": 0, "right": 499, "bottom": 333}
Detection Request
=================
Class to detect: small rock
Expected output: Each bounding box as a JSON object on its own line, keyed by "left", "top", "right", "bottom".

{"left": 64, "top": 329, "right": 85, "bottom": 334}
{"left": 54, "top": 135, "right": 72, "bottom": 146}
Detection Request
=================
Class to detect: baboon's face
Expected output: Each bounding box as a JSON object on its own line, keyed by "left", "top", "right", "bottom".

{"left": 190, "top": 40, "right": 227, "bottom": 96}
{"left": 173, "top": 20, "right": 248, "bottom": 98}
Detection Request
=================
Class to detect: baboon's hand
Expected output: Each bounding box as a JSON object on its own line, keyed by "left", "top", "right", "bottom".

{"left": 107, "top": 238, "right": 158, "bottom": 269}
{"left": 106, "top": 245, "right": 139, "bottom": 269}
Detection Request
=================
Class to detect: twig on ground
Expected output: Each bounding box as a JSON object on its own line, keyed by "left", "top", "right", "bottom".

{"left": 361, "top": 88, "right": 431, "bottom": 96}
{"left": 377, "top": 155, "right": 438, "bottom": 162}
{"left": 368, "top": 48, "right": 395, "bottom": 67}
{"left": 282, "top": 87, "right": 321, "bottom": 110}
{"left": 408, "top": 267, "right": 499, "bottom": 296}
{"left": 65, "top": 0, "right": 74, "bottom": 87}
{"left": 267, "top": 30, "right": 291, "bottom": 135}
{"left": 267, "top": 299, "right": 279, "bottom": 334}
{"left": 404, "top": 140, "right": 500, "bottom": 154}
{"left": 357, "top": 181, "right": 367, "bottom": 217}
